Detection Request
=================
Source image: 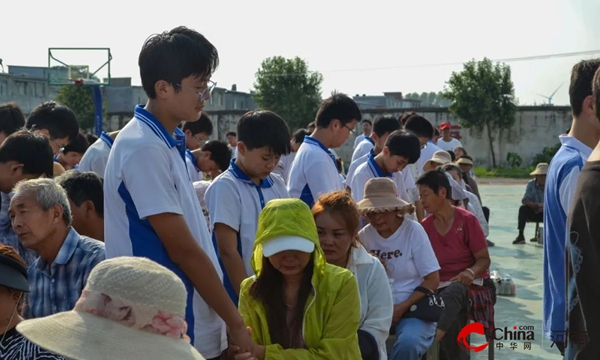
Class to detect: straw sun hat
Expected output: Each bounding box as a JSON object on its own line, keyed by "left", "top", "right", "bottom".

{"left": 17, "top": 257, "right": 205, "bottom": 360}
{"left": 356, "top": 178, "right": 414, "bottom": 215}
{"left": 530, "top": 162, "right": 548, "bottom": 176}
{"left": 423, "top": 150, "right": 452, "bottom": 171}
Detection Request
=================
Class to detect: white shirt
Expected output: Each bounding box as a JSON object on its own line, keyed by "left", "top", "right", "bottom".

{"left": 359, "top": 219, "right": 440, "bottom": 304}
{"left": 347, "top": 244, "right": 393, "bottom": 360}
{"left": 288, "top": 136, "right": 343, "bottom": 207}
{"left": 273, "top": 152, "right": 296, "bottom": 184}
{"left": 193, "top": 181, "right": 211, "bottom": 232}
{"left": 185, "top": 150, "right": 203, "bottom": 183}
{"left": 464, "top": 189, "right": 489, "bottom": 237}
{"left": 350, "top": 154, "right": 410, "bottom": 204}
{"left": 78, "top": 132, "right": 113, "bottom": 177}
{"left": 353, "top": 134, "right": 367, "bottom": 149}
{"left": 417, "top": 141, "right": 443, "bottom": 176}
{"left": 352, "top": 138, "right": 375, "bottom": 163}
{"left": 103, "top": 105, "right": 226, "bottom": 358}
{"left": 436, "top": 138, "right": 462, "bottom": 152}
{"left": 205, "top": 161, "right": 289, "bottom": 301}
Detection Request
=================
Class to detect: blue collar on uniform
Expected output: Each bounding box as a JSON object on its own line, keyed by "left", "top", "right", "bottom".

{"left": 100, "top": 131, "right": 114, "bottom": 149}
{"left": 186, "top": 150, "right": 201, "bottom": 171}
{"left": 134, "top": 105, "right": 186, "bottom": 160}
{"left": 227, "top": 159, "right": 273, "bottom": 188}
{"left": 367, "top": 152, "right": 392, "bottom": 178}
{"left": 364, "top": 136, "right": 375, "bottom": 145}
{"left": 303, "top": 136, "right": 336, "bottom": 163}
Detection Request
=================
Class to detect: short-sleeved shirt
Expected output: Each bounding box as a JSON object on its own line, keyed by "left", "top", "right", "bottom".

{"left": 24, "top": 227, "right": 105, "bottom": 319}
{"left": 353, "top": 134, "right": 367, "bottom": 149}
{"left": 359, "top": 219, "right": 440, "bottom": 304}
{"left": 205, "top": 160, "right": 289, "bottom": 304}
{"left": 288, "top": 136, "right": 343, "bottom": 208}
{"left": 543, "top": 135, "right": 591, "bottom": 340}
{"left": 522, "top": 179, "right": 544, "bottom": 208}
{"left": 185, "top": 150, "right": 203, "bottom": 182}
{"left": 103, "top": 105, "right": 226, "bottom": 358}
{"left": 351, "top": 138, "right": 375, "bottom": 164}
{"left": 350, "top": 152, "right": 410, "bottom": 203}
{"left": 421, "top": 206, "right": 488, "bottom": 282}
{"left": 436, "top": 138, "right": 462, "bottom": 152}
{"left": 78, "top": 132, "right": 113, "bottom": 177}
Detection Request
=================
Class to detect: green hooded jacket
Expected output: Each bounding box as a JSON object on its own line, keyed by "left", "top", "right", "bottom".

{"left": 239, "top": 198, "right": 362, "bottom": 360}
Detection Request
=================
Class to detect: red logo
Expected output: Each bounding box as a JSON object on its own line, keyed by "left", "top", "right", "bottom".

{"left": 457, "top": 322, "right": 489, "bottom": 352}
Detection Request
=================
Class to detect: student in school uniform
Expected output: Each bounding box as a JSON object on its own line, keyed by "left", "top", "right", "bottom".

{"left": 54, "top": 132, "right": 89, "bottom": 170}
{"left": 186, "top": 140, "right": 231, "bottom": 181}
{"left": 183, "top": 112, "right": 213, "bottom": 182}
{"left": 404, "top": 115, "right": 441, "bottom": 179}
{"left": 78, "top": 131, "right": 119, "bottom": 178}
{"left": 205, "top": 110, "right": 291, "bottom": 305}
{"left": 288, "top": 92, "right": 362, "bottom": 207}
{"left": 273, "top": 128, "right": 309, "bottom": 184}
{"left": 102, "top": 26, "right": 253, "bottom": 360}
{"left": 351, "top": 130, "right": 421, "bottom": 204}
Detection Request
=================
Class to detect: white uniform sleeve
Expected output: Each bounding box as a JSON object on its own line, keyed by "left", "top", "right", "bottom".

{"left": 304, "top": 159, "right": 343, "bottom": 201}
{"left": 351, "top": 168, "right": 370, "bottom": 203}
{"left": 121, "top": 146, "right": 183, "bottom": 219}
{"left": 351, "top": 142, "right": 373, "bottom": 164}
{"left": 204, "top": 177, "right": 242, "bottom": 232}
{"left": 78, "top": 148, "right": 108, "bottom": 178}
{"left": 559, "top": 166, "right": 582, "bottom": 215}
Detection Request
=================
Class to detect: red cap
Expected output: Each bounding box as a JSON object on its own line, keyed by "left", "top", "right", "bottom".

{"left": 440, "top": 122, "right": 451, "bottom": 130}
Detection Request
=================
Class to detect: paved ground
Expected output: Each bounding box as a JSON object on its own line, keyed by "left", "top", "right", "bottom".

{"left": 469, "top": 180, "right": 562, "bottom": 360}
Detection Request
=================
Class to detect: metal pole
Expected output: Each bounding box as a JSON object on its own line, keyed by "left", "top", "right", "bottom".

{"left": 91, "top": 85, "right": 103, "bottom": 135}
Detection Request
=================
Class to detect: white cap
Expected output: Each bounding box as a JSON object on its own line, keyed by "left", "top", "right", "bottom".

{"left": 262, "top": 236, "right": 315, "bottom": 257}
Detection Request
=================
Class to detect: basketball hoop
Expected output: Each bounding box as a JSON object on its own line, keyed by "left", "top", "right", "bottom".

{"left": 70, "top": 78, "right": 84, "bottom": 87}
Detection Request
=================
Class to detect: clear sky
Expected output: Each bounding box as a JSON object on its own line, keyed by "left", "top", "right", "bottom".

{"left": 2, "top": 0, "right": 599, "bottom": 106}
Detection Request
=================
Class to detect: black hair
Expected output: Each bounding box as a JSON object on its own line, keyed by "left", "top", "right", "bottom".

{"left": 593, "top": 67, "right": 600, "bottom": 120}
{"left": 0, "top": 102, "right": 25, "bottom": 136}
{"left": 183, "top": 112, "right": 213, "bottom": 136}
{"left": 442, "top": 163, "right": 461, "bottom": 175}
{"left": 315, "top": 92, "right": 362, "bottom": 128}
{"left": 62, "top": 132, "right": 89, "bottom": 154}
{"left": 0, "top": 130, "right": 54, "bottom": 178}
{"left": 570, "top": 59, "right": 600, "bottom": 116}
{"left": 404, "top": 114, "right": 435, "bottom": 139}
{"left": 55, "top": 170, "right": 104, "bottom": 217}
{"left": 293, "top": 129, "right": 310, "bottom": 144}
{"left": 335, "top": 157, "right": 343, "bottom": 173}
{"left": 201, "top": 140, "right": 232, "bottom": 171}
{"left": 447, "top": 150, "right": 456, "bottom": 162}
{"left": 416, "top": 169, "right": 452, "bottom": 200}
{"left": 26, "top": 101, "right": 80, "bottom": 141}
{"left": 86, "top": 133, "right": 99, "bottom": 144}
{"left": 385, "top": 130, "right": 421, "bottom": 164}
{"left": 237, "top": 110, "right": 291, "bottom": 156}
{"left": 398, "top": 111, "right": 416, "bottom": 126}
{"left": 361, "top": 119, "right": 372, "bottom": 126}
{"left": 139, "top": 26, "right": 219, "bottom": 99}
{"left": 226, "top": 131, "right": 237, "bottom": 138}
{"left": 373, "top": 114, "right": 401, "bottom": 137}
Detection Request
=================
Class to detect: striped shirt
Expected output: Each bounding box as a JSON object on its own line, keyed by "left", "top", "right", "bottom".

{"left": 23, "top": 227, "right": 105, "bottom": 319}
{"left": 0, "top": 327, "right": 64, "bottom": 360}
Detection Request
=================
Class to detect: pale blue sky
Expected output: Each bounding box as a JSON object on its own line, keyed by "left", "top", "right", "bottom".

{"left": 3, "top": 0, "right": 599, "bottom": 105}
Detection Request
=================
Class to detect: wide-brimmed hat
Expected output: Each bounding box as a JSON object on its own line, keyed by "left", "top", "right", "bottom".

{"left": 423, "top": 150, "right": 452, "bottom": 171}
{"left": 0, "top": 253, "right": 29, "bottom": 292}
{"left": 356, "top": 178, "right": 414, "bottom": 214}
{"left": 17, "top": 257, "right": 205, "bottom": 360}
{"left": 456, "top": 157, "right": 473, "bottom": 166}
{"left": 530, "top": 163, "right": 548, "bottom": 176}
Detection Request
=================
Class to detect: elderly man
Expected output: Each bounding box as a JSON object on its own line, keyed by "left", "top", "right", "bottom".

{"left": 8, "top": 178, "right": 105, "bottom": 318}
{"left": 513, "top": 163, "right": 547, "bottom": 244}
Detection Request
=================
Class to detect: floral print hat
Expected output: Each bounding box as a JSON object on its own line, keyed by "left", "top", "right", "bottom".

{"left": 17, "top": 257, "right": 205, "bottom": 360}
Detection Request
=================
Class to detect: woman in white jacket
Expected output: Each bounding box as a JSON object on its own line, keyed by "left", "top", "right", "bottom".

{"left": 312, "top": 190, "right": 393, "bottom": 360}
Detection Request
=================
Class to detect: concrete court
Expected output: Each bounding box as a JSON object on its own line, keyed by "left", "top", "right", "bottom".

{"left": 468, "top": 180, "right": 562, "bottom": 360}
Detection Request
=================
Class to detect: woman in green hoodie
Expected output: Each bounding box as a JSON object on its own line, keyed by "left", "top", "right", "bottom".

{"left": 234, "top": 198, "right": 362, "bottom": 360}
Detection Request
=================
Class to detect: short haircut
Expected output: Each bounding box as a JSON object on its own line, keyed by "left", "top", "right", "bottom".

{"left": 312, "top": 190, "right": 360, "bottom": 244}
{"left": 62, "top": 132, "right": 89, "bottom": 154}
{"left": 361, "top": 119, "right": 372, "bottom": 126}
{"left": 13, "top": 178, "right": 72, "bottom": 226}
{"left": 593, "top": 67, "right": 600, "bottom": 120}
{"left": 315, "top": 92, "right": 362, "bottom": 128}
{"left": 55, "top": 170, "right": 104, "bottom": 217}
{"left": 237, "top": 110, "right": 290, "bottom": 156}
{"left": 0, "top": 102, "right": 25, "bottom": 136}
{"left": 293, "top": 129, "right": 310, "bottom": 144}
{"left": 139, "top": 26, "right": 219, "bottom": 99}
{"left": 385, "top": 130, "right": 421, "bottom": 164}
{"left": 226, "top": 131, "right": 236, "bottom": 138}
{"left": 416, "top": 169, "right": 452, "bottom": 200}
{"left": 182, "top": 112, "right": 213, "bottom": 136}
{"left": 398, "top": 111, "right": 416, "bottom": 126}
{"left": 373, "top": 114, "right": 401, "bottom": 137}
{"left": 0, "top": 130, "right": 53, "bottom": 178}
{"left": 86, "top": 133, "right": 99, "bottom": 144}
{"left": 26, "top": 101, "right": 80, "bottom": 141}
{"left": 404, "top": 115, "right": 435, "bottom": 139}
{"left": 201, "top": 140, "right": 232, "bottom": 171}
{"left": 570, "top": 59, "right": 600, "bottom": 117}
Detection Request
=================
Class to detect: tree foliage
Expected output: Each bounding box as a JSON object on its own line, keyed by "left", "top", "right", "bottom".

{"left": 404, "top": 91, "right": 451, "bottom": 107}
{"left": 55, "top": 85, "right": 95, "bottom": 130}
{"left": 443, "top": 58, "right": 517, "bottom": 168}
{"left": 253, "top": 56, "right": 323, "bottom": 130}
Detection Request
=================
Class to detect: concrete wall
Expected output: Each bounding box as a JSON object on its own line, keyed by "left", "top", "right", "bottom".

{"left": 207, "top": 106, "right": 572, "bottom": 169}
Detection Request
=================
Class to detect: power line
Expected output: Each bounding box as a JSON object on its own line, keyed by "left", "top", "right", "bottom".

{"left": 259, "top": 49, "right": 600, "bottom": 76}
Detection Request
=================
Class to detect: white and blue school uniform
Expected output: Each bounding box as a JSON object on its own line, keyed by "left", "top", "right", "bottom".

{"left": 417, "top": 141, "right": 442, "bottom": 176}
{"left": 103, "top": 105, "right": 226, "bottom": 358}
{"left": 78, "top": 132, "right": 114, "bottom": 177}
{"left": 353, "top": 133, "right": 367, "bottom": 149}
{"left": 543, "top": 135, "right": 592, "bottom": 340}
{"left": 352, "top": 137, "right": 375, "bottom": 164}
{"left": 185, "top": 150, "right": 203, "bottom": 182}
{"left": 287, "top": 136, "right": 343, "bottom": 208}
{"left": 205, "top": 160, "right": 289, "bottom": 304}
{"left": 350, "top": 152, "right": 410, "bottom": 203}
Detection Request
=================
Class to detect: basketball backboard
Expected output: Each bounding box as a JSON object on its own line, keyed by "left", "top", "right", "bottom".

{"left": 47, "top": 48, "right": 112, "bottom": 86}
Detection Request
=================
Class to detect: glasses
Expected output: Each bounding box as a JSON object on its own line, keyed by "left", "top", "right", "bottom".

{"left": 344, "top": 124, "right": 355, "bottom": 134}
{"left": 177, "top": 80, "right": 217, "bottom": 101}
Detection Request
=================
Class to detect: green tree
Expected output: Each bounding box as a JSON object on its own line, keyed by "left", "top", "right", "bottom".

{"left": 253, "top": 56, "right": 323, "bottom": 130}
{"left": 443, "top": 58, "right": 517, "bottom": 168}
{"left": 55, "top": 85, "right": 95, "bottom": 130}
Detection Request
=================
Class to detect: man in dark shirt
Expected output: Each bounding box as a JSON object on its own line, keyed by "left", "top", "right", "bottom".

{"left": 565, "top": 66, "right": 600, "bottom": 360}
{"left": 513, "top": 163, "right": 547, "bottom": 244}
